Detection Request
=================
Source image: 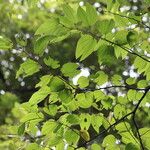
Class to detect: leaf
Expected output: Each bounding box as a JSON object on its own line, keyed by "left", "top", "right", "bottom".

{"left": 94, "top": 71, "right": 108, "bottom": 85}
{"left": 102, "top": 135, "right": 117, "bottom": 149}
{"left": 35, "top": 19, "right": 67, "bottom": 36}
{"left": 58, "top": 89, "right": 73, "bottom": 104}
{"left": 94, "top": 90, "right": 106, "bottom": 102}
{"left": 114, "top": 104, "right": 126, "bottom": 119}
{"left": 85, "top": 3, "right": 98, "bottom": 25}
{"left": 49, "top": 105, "right": 57, "bottom": 116}
{"left": 97, "top": 44, "right": 116, "bottom": 65}
{"left": 16, "top": 59, "right": 40, "bottom": 78}
{"left": 29, "top": 86, "right": 51, "bottom": 105}
{"left": 26, "top": 143, "right": 41, "bottom": 150}
{"left": 35, "top": 75, "right": 52, "bottom": 88}
{"left": 62, "top": 4, "right": 77, "bottom": 24}
{"left": 76, "top": 92, "right": 93, "bottom": 108}
{"left": 114, "top": 45, "right": 128, "bottom": 59}
{"left": 64, "top": 129, "right": 79, "bottom": 144}
{"left": 80, "top": 114, "right": 91, "bottom": 130}
{"left": 127, "top": 89, "right": 136, "bottom": 101}
{"left": 18, "top": 123, "right": 25, "bottom": 136}
{"left": 111, "top": 74, "right": 122, "bottom": 85}
{"left": 80, "top": 129, "right": 90, "bottom": 141}
{"left": 96, "top": 19, "right": 115, "bottom": 35}
{"left": 48, "top": 135, "right": 63, "bottom": 147}
{"left": 127, "top": 31, "right": 138, "bottom": 46}
{"left": 126, "top": 77, "right": 136, "bottom": 85}
{"left": 134, "top": 57, "right": 147, "bottom": 73}
{"left": 21, "top": 112, "right": 44, "bottom": 123}
{"left": 91, "top": 114, "right": 103, "bottom": 133}
{"left": 120, "top": 132, "right": 138, "bottom": 144}
{"left": 137, "top": 80, "right": 148, "bottom": 88}
{"left": 76, "top": 35, "right": 97, "bottom": 61}
{"left": 77, "top": 6, "right": 89, "bottom": 26}
{"left": 77, "top": 4, "right": 97, "bottom": 26}
{"left": 114, "top": 30, "right": 128, "bottom": 45}
{"left": 48, "top": 76, "right": 65, "bottom": 92}
{"left": 66, "top": 114, "right": 80, "bottom": 124}
{"left": 91, "top": 143, "right": 101, "bottom": 150}
{"left": 125, "top": 143, "right": 140, "bottom": 150}
{"left": 61, "top": 63, "right": 80, "bottom": 77}
{"left": 34, "top": 35, "right": 50, "bottom": 56}
{"left": 77, "top": 76, "right": 89, "bottom": 88}
{"left": 42, "top": 120, "right": 58, "bottom": 135}
{"left": 0, "top": 36, "right": 13, "bottom": 50}
{"left": 44, "top": 57, "right": 60, "bottom": 69}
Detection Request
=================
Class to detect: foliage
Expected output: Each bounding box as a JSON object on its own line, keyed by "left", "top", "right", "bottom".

{"left": 0, "top": 0, "right": 150, "bottom": 150}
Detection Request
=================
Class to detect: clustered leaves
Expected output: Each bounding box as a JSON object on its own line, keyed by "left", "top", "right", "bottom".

{"left": 0, "top": 0, "right": 150, "bottom": 150}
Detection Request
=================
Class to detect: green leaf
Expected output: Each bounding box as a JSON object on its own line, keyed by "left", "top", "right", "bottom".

{"left": 77, "top": 76, "right": 89, "bottom": 88}
{"left": 111, "top": 74, "right": 122, "bottom": 85}
{"left": 77, "top": 6, "right": 89, "bottom": 26}
{"left": 94, "top": 90, "right": 106, "bottom": 102}
{"left": 62, "top": 4, "right": 77, "bottom": 24}
{"left": 125, "top": 143, "right": 139, "bottom": 150}
{"left": 127, "top": 90, "right": 136, "bottom": 101}
{"left": 76, "top": 92, "right": 93, "bottom": 108}
{"left": 42, "top": 120, "right": 58, "bottom": 135}
{"left": 18, "top": 123, "right": 25, "bottom": 136}
{"left": 76, "top": 35, "right": 97, "bottom": 61}
{"left": 26, "top": 143, "right": 41, "bottom": 150}
{"left": 94, "top": 71, "right": 108, "bottom": 85}
{"left": 114, "top": 30, "right": 128, "bottom": 45}
{"left": 64, "top": 129, "right": 79, "bottom": 144}
{"left": 80, "top": 113, "right": 91, "bottom": 130}
{"left": 102, "top": 135, "right": 117, "bottom": 149}
{"left": 134, "top": 57, "right": 147, "bottom": 73}
{"left": 85, "top": 3, "right": 98, "bottom": 25}
{"left": 34, "top": 35, "right": 50, "bottom": 56}
{"left": 97, "top": 44, "right": 115, "bottom": 65}
{"left": 137, "top": 80, "right": 148, "bottom": 88}
{"left": 61, "top": 63, "right": 80, "bottom": 77}
{"left": 91, "top": 143, "right": 101, "bottom": 150}
{"left": 91, "top": 114, "right": 103, "bottom": 133}
{"left": 127, "top": 31, "right": 138, "bottom": 46}
{"left": 114, "top": 45, "right": 128, "bottom": 59}
{"left": 49, "top": 104, "right": 57, "bottom": 116}
{"left": 0, "top": 36, "right": 13, "bottom": 50}
{"left": 126, "top": 77, "right": 136, "bottom": 85}
{"left": 66, "top": 114, "right": 80, "bottom": 124}
{"left": 16, "top": 59, "right": 40, "bottom": 78}
{"left": 35, "top": 75, "right": 52, "bottom": 88}
{"left": 29, "top": 86, "right": 51, "bottom": 105}
{"left": 120, "top": 132, "right": 138, "bottom": 144}
{"left": 58, "top": 89, "right": 73, "bottom": 104}
{"left": 35, "top": 19, "right": 67, "bottom": 36}
{"left": 114, "top": 104, "right": 126, "bottom": 119}
{"left": 21, "top": 112, "right": 44, "bottom": 123}
{"left": 44, "top": 57, "right": 60, "bottom": 69}
{"left": 96, "top": 19, "right": 115, "bottom": 35}
{"left": 48, "top": 76, "right": 65, "bottom": 92}
{"left": 48, "top": 135, "right": 63, "bottom": 147}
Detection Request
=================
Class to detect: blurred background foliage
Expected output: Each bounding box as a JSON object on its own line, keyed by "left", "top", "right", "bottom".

{"left": 0, "top": 0, "right": 150, "bottom": 149}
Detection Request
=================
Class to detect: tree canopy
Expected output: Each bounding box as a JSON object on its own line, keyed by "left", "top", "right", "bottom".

{"left": 0, "top": 0, "right": 150, "bottom": 150}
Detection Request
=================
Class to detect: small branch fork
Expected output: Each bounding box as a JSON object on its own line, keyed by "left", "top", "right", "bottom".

{"left": 75, "top": 86, "right": 150, "bottom": 150}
